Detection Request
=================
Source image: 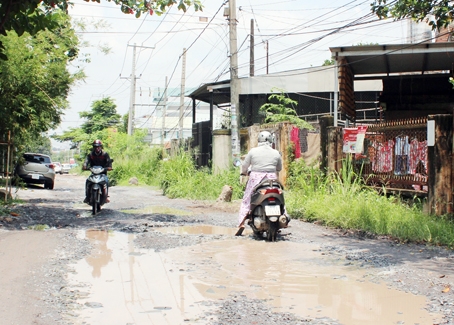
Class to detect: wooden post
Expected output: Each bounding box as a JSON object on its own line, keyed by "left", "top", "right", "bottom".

{"left": 327, "top": 127, "right": 343, "bottom": 174}
{"left": 320, "top": 115, "right": 334, "bottom": 173}
{"left": 428, "top": 114, "right": 453, "bottom": 215}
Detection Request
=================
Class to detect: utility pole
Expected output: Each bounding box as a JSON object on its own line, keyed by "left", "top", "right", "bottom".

{"left": 123, "top": 43, "right": 155, "bottom": 135}
{"left": 250, "top": 19, "right": 254, "bottom": 77}
{"left": 127, "top": 44, "right": 136, "bottom": 136}
{"left": 265, "top": 41, "right": 269, "bottom": 74}
{"left": 228, "top": 0, "right": 241, "bottom": 167}
{"left": 179, "top": 48, "right": 186, "bottom": 141}
{"left": 161, "top": 76, "right": 168, "bottom": 147}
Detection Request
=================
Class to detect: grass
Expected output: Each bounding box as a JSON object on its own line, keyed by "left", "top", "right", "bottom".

{"left": 285, "top": 158, "right": 454, "bottom": 248}
{"left": 50, "top": 131, "right": 454, "bottom": 249}
{"left": 155, "top": 150, "right": 244, "bottom": 200}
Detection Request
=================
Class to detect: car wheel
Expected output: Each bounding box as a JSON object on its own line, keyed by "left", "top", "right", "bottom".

{"left": 45, "top": 181, "right": 54, "bottom": 190}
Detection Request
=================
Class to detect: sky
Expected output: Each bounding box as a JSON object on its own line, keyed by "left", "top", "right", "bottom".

{"left": 54, "top": 0, "right": 427, "bottom": 144}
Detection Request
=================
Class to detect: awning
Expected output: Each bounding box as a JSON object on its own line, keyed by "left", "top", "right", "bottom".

{"left": 330, "top": 42, "right": 454, "bottom": 76}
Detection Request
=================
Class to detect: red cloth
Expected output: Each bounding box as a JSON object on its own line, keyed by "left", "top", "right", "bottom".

{"left": 290, "top": 127, "right": 301, "bottom": 158}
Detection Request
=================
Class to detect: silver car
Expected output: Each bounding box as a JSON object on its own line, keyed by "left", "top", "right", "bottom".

{"left": 14, "top": 153, "right": 56, "bottom": 189}
{"left": 61, "top": 163, "right": 71, "bottom": 174}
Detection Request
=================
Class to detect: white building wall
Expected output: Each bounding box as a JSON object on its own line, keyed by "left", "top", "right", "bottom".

{"left": 239, "top": 66, "right": 382, "bottom": 94}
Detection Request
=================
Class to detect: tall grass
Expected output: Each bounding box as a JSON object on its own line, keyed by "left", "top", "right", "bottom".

{"left": 110, "top": 141, "right": 244, "bottom": 200}
{"left": 156, "top": 150, "right": 243, "bottom": 200}
{"left": 286, "top": 157, "right": 454, "bottom": 247}
{"left": 101, "top": 133, "right": 454, "bottom": 248}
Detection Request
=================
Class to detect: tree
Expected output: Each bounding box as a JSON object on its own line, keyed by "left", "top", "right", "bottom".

{"left": 0, "top": 0, "right": 202, "bottom": 60}
{"left": 80, "top": 98, "right": 121, "bottom": 134}
{"left": 322, "top": 59, "right": 335, "bottom": 66}
{"left": 25, "top": 134, "right": 52, "bottom": 155}
{"left": 259, "top": 90, "right": 314, "bottom": 130}
{"left": 0, "top": 10, "right": 80, "bottom": 153}
{"left": 371, "top": 0, "right": 454, "bottom": 30}
{"left": 53, "top": 97, "right": 121, "bottom": 151}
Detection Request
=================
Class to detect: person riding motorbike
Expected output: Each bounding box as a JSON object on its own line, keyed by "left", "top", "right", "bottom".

{"left": 237, "top": 131, "right": 284, "bottom": 233}
{"left": 82, "top": 140, "right": 112, "bottom": 203}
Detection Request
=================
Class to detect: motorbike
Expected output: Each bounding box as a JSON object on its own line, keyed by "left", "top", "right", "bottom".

{"left": 85, "top": 166, "right": 109, "bottom": 215}
{"left": 240, "top": 177, "right": 289, "bottom": 242}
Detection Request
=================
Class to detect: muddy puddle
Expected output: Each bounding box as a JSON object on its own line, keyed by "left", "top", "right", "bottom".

{"left": 67, "top": 227, "right": 442, "bottom": 325}
{"left": 121, "top": 205, "right": 193, "bottom": 216}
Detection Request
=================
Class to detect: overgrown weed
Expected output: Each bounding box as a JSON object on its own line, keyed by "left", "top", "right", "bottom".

{"left": 286, "top": 157, "right": 454, "bottom": 248}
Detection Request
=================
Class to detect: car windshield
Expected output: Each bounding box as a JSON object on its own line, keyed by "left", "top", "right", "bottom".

{"left": 24, "top": 154, "right": 51, "bottom": 164}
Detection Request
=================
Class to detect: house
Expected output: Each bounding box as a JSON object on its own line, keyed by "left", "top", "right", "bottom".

{"left": 189, "top": 65, "right": 383, "bottom": 170}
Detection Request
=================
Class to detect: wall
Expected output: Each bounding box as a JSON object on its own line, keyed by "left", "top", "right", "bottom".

{"left": 212, "top": 129, "right": 232, "bottom": 174}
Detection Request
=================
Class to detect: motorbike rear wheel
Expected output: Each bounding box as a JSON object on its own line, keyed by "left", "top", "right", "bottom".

{"left": 267, "top": 221, "right": 278, "bottom": 242}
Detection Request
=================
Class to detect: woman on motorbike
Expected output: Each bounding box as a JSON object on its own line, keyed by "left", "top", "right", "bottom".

{"left": 237, "top": 130, "right": 282, "bottom": 232}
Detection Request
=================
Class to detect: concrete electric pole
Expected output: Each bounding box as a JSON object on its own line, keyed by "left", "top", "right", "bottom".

{"left": 127, "top": 43, "right": 137, "bottom": 136}
{"left": 161, "top": 76, "right": 168, "bottom": 147}
{"left": 228, "top": 0, "right": 241, "bottom": 167}
{"left": 124, "top": 43, "right": 155, "bottom": 135}
{"left": 179, "top": 48, "right": 187, "bottom": 141}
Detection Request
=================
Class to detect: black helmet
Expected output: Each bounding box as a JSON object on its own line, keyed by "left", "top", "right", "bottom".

{"left": 92, "top": 139, "right": 103, "bottom": 147}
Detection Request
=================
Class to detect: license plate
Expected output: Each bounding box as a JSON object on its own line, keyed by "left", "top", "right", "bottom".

{"left": 31, "top": 174, "right": 40, "bottom": 180}
{"left": 265, "top": 205, "right": 281, "bottom": 216}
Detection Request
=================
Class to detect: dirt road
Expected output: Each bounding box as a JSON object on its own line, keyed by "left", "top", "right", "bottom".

{"left": 1, "top": 174, "right": 454, "bottom": 325}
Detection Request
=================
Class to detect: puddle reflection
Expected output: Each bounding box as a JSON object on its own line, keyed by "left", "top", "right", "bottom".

{"left": 84, "top": 230, "right": 112, "bottom": 278}
{"left": 68, "top": 229, "right": 442, "bottom": 325}
{"left": 157, "top": 225, "right": 240, "bottom": 236}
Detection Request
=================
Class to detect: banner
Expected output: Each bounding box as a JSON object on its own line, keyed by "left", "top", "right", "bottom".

{"left": 343, "top": 126, "right": 368, "bottom": 158}
{"left": 343, "top": 128, "right": 358, "bottom": 154}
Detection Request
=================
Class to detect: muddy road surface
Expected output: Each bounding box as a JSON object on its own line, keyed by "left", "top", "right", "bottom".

{"left": 1, "top": 174, "right": 454, "bottom": 325}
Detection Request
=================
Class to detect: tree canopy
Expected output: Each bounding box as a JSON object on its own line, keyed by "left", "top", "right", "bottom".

{"left": 0, "top": 10, "right": 80, "bottom": 152}
{"left": 53, "top": 97, "right": 122, "bottom": 151}
{"left": 259, "top": 90, "right": 314, "bottom": 130}
{"left": 371, "top": 0, "right": 454, "bottom": 30}
{"left": 0, "top": 0, "right": 202, "bottom": 60}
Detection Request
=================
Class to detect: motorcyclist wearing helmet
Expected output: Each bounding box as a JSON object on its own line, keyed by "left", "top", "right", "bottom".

{"left": 82, "top": 140, "right": 112, "bottom": 203}
{"left": 237, "top": 130, "right": 282, "bottom": 229}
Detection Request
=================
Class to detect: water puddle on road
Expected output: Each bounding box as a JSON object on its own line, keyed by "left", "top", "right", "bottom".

{"left": 68, "top": 228, "right": 443, "bottom": 325}
{"left": 157, "top": 225, "right": 241, "bottom": 236}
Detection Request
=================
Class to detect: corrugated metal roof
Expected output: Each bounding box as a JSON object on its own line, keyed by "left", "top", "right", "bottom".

{"left": 330, "top": 42, "right": 454, "bottom": 76}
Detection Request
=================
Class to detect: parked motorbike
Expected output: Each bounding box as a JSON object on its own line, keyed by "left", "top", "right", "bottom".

{"left": 240, "top": 177, "right": 289, "bottom": 241}
{"left": 85, "top": 166, "right": 109, "bottom": 215}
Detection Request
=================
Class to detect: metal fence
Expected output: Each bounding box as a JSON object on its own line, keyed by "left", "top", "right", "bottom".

{"left": 353, "top": 117, "right": 428, "bottom": 192}
{"left": 192, "top": 120, "right": 211, "bottom": 168}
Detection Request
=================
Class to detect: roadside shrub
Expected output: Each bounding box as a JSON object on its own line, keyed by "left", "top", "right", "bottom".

{"left": 156, "top": 151, "right": 243, "bottom": 200}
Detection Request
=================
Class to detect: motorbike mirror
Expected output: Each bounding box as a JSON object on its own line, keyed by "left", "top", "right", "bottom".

{"left": 232, "top": 158, "right": 241, "bottom": 167}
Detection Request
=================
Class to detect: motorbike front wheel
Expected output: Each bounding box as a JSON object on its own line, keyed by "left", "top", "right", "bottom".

{"left": 91, "top": 190, "right": 99, "bottom": 215}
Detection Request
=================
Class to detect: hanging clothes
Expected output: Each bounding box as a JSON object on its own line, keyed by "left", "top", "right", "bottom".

{"left": 373, "top": 139, "right": 394, "bottom": 173}
{"left": 290, "top": 127, "right": 301, "bottom": 159}
{"left": 409, "top": 138, "right": 428, "bottom": 175}
{"left": 299, "top": 128, "right": 308, "bottom": 153}
{"left": 394, "top": 135, "right": 410, "bottom": 175}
